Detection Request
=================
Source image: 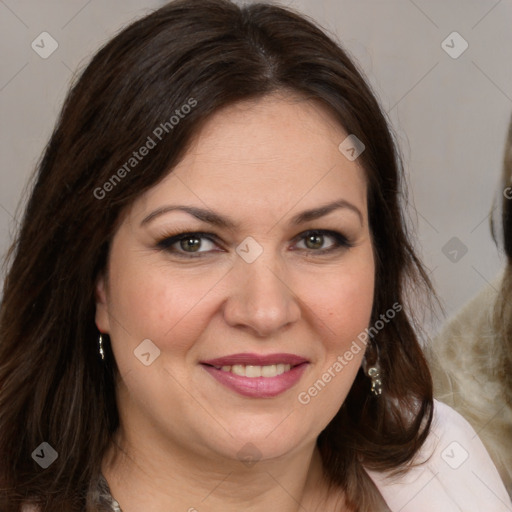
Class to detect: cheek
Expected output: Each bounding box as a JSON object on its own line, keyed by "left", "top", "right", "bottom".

{"left": 296, "top": 258, "right": 374, "bottom": 406}
{"left": 305, "top": 263, "right": 375, "bottom": 349}
{"left": 107, "top": 256, "right": 223, "bottom": 355}
{"left": 296, "top": 276, "right": 373, "bottom": 421}
{"left": 336, "top": 280, "right": 374, "bottom": 344}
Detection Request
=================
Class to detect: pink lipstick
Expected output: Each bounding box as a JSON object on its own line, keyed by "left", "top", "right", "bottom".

{"left": 200, "top": 352, "right": 309, "bottom": 398}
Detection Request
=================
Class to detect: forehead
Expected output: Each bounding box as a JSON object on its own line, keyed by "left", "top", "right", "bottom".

{"left": 132, "top": 93, "right": 368, "bottom": 224}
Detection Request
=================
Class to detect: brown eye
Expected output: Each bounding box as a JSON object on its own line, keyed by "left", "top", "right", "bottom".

{"left": 179, "top": 236, "right": 202, "bottom": 252}
{"left": 295, "top": 230, "right": 352, "bottom": 254}
{"left": 304, "top": 233, "right": 324, "bottom": 250}
{"left": 157, "top": 232, "right": 219, "bottom": 257}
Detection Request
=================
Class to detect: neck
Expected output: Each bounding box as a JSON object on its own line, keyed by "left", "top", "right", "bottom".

{"left": 101, "top": 428, "right": 344, "bottom": 512}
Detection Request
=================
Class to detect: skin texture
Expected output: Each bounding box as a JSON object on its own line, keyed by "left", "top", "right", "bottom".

{"left": 95, "top": 93, "right": 375, "bottom": 512}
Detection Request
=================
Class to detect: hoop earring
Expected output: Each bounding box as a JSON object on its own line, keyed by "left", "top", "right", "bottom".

{"left": 98, "top": 334, "right": 105, "bottom": 361}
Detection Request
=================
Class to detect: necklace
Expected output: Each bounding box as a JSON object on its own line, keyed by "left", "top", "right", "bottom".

{"left": 97, "top": 473, "right": 123, "bottom": 512}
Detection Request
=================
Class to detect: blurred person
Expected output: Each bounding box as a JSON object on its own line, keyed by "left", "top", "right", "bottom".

{"left": 430, "top": 116, "right": 512, "bottom": 497}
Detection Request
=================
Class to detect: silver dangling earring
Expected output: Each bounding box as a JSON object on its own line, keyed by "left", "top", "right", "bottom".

{"left": 367, "top": 365, "right": 383, "bottom": 396}
{"left": 98, "top": 334, "right": 105, "bottom": 361}
{"left": 362, "top": 347, "right": 383, "bottom": 396}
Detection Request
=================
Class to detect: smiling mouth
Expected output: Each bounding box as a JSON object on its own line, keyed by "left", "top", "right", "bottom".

{"left": 200, "top": 361, "right": 309, "bottom": 398}
{"left": 200, "top": 353, "right": 310, "bottom": 397}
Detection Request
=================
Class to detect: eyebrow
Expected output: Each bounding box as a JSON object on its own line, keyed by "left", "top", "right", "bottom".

{"left": 140, "top": 199, "right": 363, "bottom": 229}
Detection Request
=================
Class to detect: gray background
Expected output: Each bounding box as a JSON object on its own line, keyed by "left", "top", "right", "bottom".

{"left": 1, "top": 0, "right": 511, "bottom": 336}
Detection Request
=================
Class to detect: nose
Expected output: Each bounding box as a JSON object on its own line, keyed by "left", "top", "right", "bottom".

{"left": 222, "top": 250, "right": 301, "bottom": 338}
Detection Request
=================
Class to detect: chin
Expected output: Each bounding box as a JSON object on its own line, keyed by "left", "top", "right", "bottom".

{"left": 197, "top": 418, "right": 314, "bottom": 463}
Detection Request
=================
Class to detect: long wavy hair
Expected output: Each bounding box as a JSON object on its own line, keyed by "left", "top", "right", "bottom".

{"left": 0, "top": 1, "right": 434, "bottom": 510}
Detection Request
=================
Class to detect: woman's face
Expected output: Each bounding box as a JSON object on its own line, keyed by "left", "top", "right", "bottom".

{"left": 96, "top": 94, "right": 375, "bottom": 464}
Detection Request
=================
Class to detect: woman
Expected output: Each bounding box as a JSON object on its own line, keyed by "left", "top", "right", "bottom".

{"left": 0, "top": 1, "right": 509, "bottom": 511}
{"left": 430, "top": 116, "right": 512, "bottom": 497}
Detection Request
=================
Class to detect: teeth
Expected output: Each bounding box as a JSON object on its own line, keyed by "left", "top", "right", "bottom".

{"left": 262, "top": 364, "right": 276, "bottom": 377}
{"left": 218, "top": 364, "right": 292, "bottom": 377}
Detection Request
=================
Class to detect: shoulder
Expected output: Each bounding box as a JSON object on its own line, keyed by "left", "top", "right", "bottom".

{"left": 365, "top": 399, "right": 512, "bottom": 511}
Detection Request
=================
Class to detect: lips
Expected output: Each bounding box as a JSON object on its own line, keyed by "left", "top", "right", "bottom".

{"left": 200, "top": 352, "right": 310, "bottom": 398}
{"left": 200, "top": 352, "right": 309, "bottom": 368}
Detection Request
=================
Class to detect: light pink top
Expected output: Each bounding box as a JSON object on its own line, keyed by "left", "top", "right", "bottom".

{"left": 367, "top": 399, "right": 512, "bottom": 511}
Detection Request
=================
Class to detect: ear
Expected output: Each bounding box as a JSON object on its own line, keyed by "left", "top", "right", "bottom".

{"left": 95, "top": 273, "right": 111, "bottom": 334}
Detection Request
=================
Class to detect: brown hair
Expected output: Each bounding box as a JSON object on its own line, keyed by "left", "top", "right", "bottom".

{"left": 0, "top": 1, "right": 433, "bottom": 510}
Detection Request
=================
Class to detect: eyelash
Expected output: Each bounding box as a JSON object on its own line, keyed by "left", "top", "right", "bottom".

{"left": 156, "top": 229, "right": 353, "bottom": 258}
